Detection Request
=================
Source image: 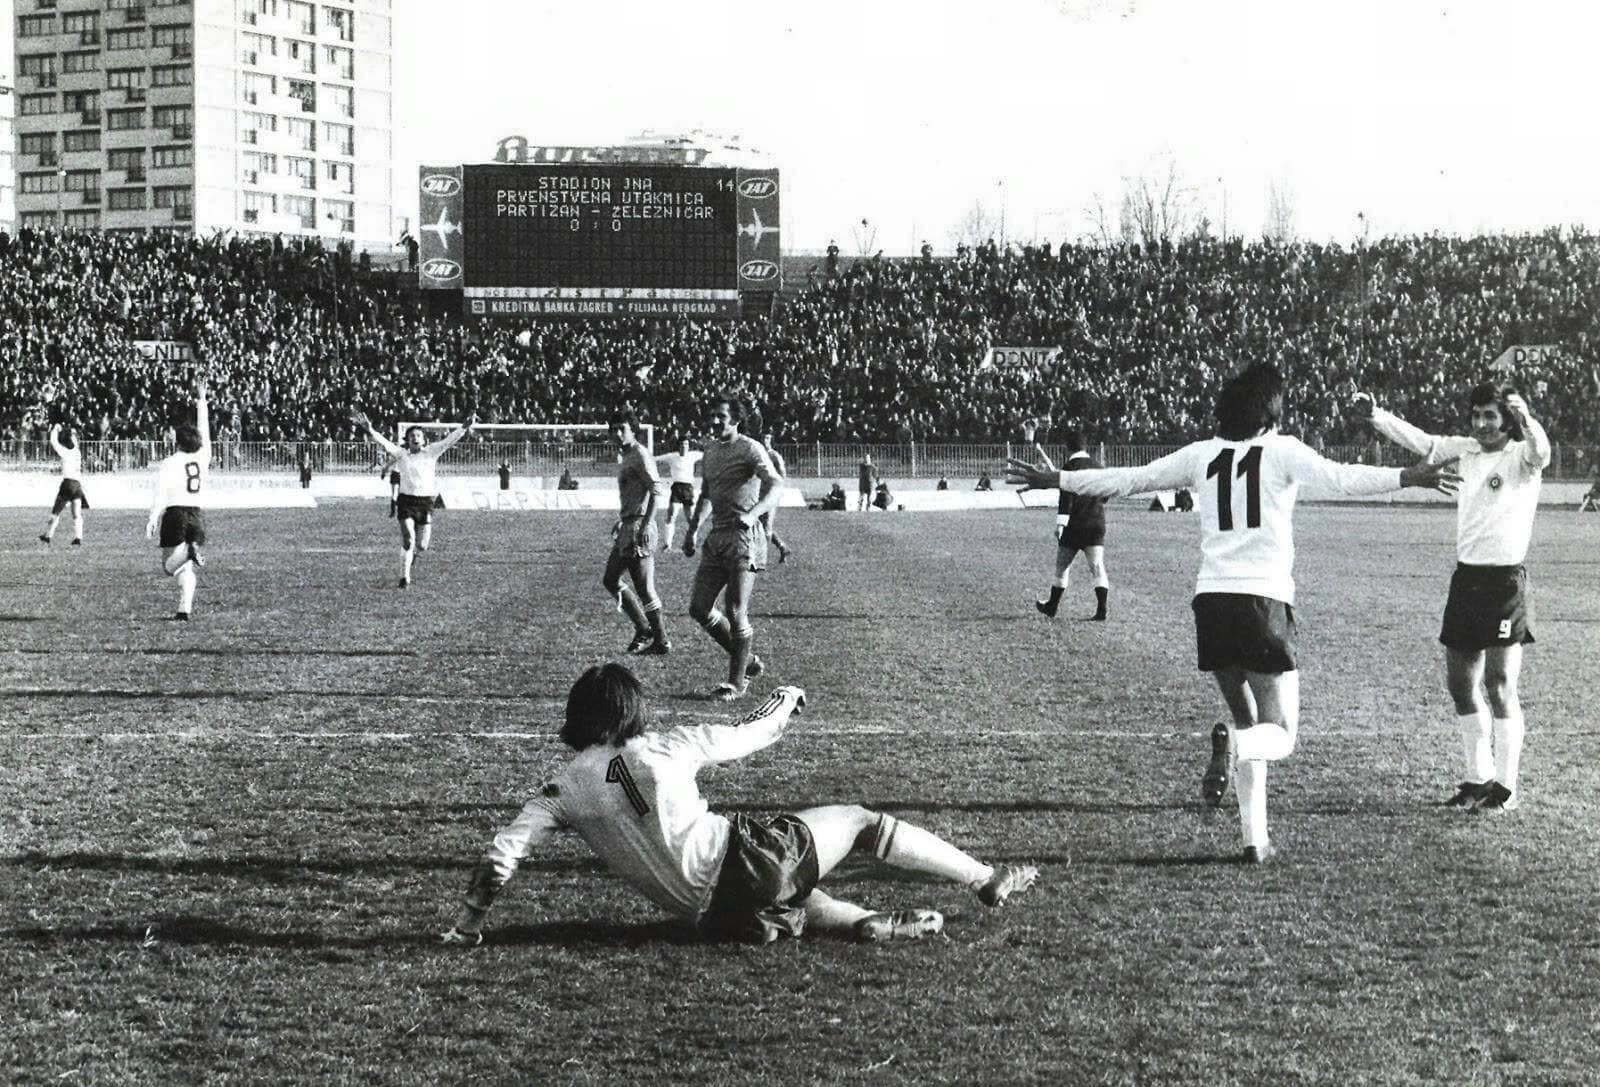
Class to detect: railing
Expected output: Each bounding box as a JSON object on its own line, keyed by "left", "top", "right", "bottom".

{"left": 4, "top": 440, "right": 1596, "bottom": 482}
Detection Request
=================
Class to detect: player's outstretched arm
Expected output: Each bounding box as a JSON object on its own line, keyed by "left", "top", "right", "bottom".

{"left": 1012, "top": 446, "right": 1195, "bottom": 500}
{"left": 351, "top": 409, "right": 399, "bottom": 455}
{"left": 441, "top": 795, "right": 563, "bottom": 946}
{"left": 1399, "top": 456, "right": 1462, "bottom": 495}
{"left": 1505, "top": 393, "right": 1552, "bottom": 469}
{"left": 431, "top": 414, "right": 477, "bottom": 455}
{"left": 665, "top": 687, "right": 807, "bottom": 767}
{"left": 1005, "top": 457, "right": 1058, "bottom": 492}
{"left": 1354, "top": 391, "right": 1468, "bottom": 460}
{"left": 48, "top": 424, "right": 65, "bottom": 456}
{"left": 194, "top": 382, "right": 212, "bottom": 462}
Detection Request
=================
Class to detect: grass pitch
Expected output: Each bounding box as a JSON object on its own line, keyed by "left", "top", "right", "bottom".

{"left": 3, "top": 502, "right": 1599, "bottom": 1085}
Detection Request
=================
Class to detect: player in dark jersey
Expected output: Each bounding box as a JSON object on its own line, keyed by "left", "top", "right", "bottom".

{"left": 1034, "top": 430, "right": 1110, "bottom": 620}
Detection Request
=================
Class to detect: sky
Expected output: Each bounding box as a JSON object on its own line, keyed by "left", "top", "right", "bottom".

{"left": 394, "top": 0, "right": 1600, "bottom": 253}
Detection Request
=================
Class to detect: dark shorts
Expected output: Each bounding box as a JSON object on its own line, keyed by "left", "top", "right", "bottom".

{"left": 669, "top": 482, "right": 696, "bottom": 509}
{"left": 697, "top": 813, "right": 820, "bottom": 944}
{"left": 1057, "top": 520, "right": 1106, "bottom": 550}
{"left": 1192, "top": 592, "right": 1298, "bottom": 674}
{"left": 388, "top": 470, "right": 401, "bottom": 486}
{"left": 52, "top": 479, "right": 89, "bottom": 514}
{"left": 702, "top": 522, "right": 768, "bottom": 573}
{"left": 1440, "top": 564, "right": 1535, "bottom": 650}
{"left": 396, "top": 493, "right": 433, "bottom": 526}
{"left": 159, "top": 506, "right": 207, "bottom": 549}
{"left": 609, "top": 515, "right": 660, "bottom": 563}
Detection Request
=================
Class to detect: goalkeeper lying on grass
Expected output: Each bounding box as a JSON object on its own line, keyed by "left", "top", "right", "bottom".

{"left": 442, "top": 662, "right": 1039, "bottom": 946}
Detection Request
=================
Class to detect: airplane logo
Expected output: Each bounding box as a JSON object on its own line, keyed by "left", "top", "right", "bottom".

{"left": 737, "top": 209, "right": 779, "bottom": 249}
{"left": 423, "top": 206, "right": 460, "bottom": 248}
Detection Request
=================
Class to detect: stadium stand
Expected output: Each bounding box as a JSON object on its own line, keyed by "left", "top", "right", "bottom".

{"left": 2, "top": 228, "right": 1598, "bottom": 466}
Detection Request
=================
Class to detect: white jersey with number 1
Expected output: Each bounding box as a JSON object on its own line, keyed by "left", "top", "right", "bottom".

{"left": 151, "top": 398, "right": 212, "bottom": 515}
{"left": 1058, "top": 431, "right": 1404, "bottom": 605}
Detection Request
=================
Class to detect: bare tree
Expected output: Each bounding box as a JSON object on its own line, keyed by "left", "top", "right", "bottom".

{"left": 850, "top": 217, "right": 878, "bottom": 258}
{"left": 1264, "top": 177, "right": 1297, "bottom": 243}
{"left": 947, "top": 200, "right": 999, "bottom": 251}
{"left": 1085, "top": 155, "right": 1200, "bottom": 248}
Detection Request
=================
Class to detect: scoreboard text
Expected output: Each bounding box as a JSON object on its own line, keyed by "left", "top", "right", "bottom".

{"left": 417, "top": 162, "right": 781, "bottom": 319}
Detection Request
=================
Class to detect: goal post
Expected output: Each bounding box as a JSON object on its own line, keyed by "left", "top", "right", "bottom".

{"left": 396, "top": 421, "right": 654, "bottom": 478}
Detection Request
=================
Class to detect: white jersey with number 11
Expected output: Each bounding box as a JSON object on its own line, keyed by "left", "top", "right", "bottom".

{"left": 1058, "top": 431, "right": 1404, "bottom": 605}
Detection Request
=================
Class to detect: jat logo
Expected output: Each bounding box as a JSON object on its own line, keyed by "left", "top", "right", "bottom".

{"left": 422, "top": 258, "right": 460, "bottom": 279}
{"left": 738, "top": 177, "right": 777, "bottom": 199}
{"left": 740, "top": 259, "right": 779, "bottom": 282}
{"left": 421, "top": 174, "right": 462, "bottom": 197}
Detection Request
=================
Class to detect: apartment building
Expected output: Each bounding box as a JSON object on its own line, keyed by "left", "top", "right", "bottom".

{"left": 12, "top": 0, "right": 393, "bottom": 252}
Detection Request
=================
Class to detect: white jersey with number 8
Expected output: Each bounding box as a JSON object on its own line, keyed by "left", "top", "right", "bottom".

{"left": 1058, "top": 431, "right": 1405, "bottom": 605}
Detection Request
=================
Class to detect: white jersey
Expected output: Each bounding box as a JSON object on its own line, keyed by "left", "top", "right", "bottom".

{"left": 151, "top": 398, "right": 212, "bottom": 514}
{"left": 50, "top": 434, "right": 82, "bottom": 481}
{"left": 481, "top": 689, "right": 803, "bottom": 921}
{"left": 1059, "top": 431, "right": 1403, "bottom": 605}
{"left": 370, "top": 427, "right": 469, "bottom": 497}
{"left": 658, "top": 450, "right": 703, "bottom": 486}
{"left": 1369, "top": 407, "right": 1547, "bottom": 566}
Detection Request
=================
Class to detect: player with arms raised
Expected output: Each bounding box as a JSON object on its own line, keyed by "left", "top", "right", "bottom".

{"left": 605, "top": 409, "right": 670, "bottom": 655}
{"left": 352, "top": 412, "right": 475, "bottom": 587}
{"left": 1009, "top": 363, "right": 1459, "bottom": 862}
{"left": 40, "top": 424, "right": 89, "bottom": 547}
{"left": 440, "top": 662, "right": 1037, "bottom": 946}
{"left": 1355, "top": 383, "right": 1549, "bottom": 811}
{"left": 683, "top": 393, "right": 780, "bottom": 701}
{"left": 146, "top": 382, "right": 212, "bottom": 621}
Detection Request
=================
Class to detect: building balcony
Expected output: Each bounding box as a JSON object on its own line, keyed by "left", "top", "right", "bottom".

{"left": 82, "top": 111, "right": 102, "bottom": 125}
{"left": 82, "top": 189, "right": 102, "bottom": 205}
{"left": 171, "top": 43, "right": 192, "bottom": 59}
{"left": 127, "top": 167, "right": 146, "bottom": 181}
{"left": 125, "top": 6, "right": 146, "bottom": 22}
{"left": 38, "top": 151, "right": 60, "bottom": 167}
{"left": 126, "top": 87, "right": 147, "bottom": 103}
{"left": 173, "top": 123, "right": 193, "bottom": 139}
{"left": 36, "top": 73, "right": 59, "bottom": 88}
{"left": 174, "top": 206, "right": 194, "bottom": 221}
{"left": 79, "top": 30, "right": 101, "bottom": 45}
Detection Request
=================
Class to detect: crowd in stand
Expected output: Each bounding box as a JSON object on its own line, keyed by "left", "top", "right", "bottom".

{"left": 2, "top": 226, "right": 1598, "bottom": 454}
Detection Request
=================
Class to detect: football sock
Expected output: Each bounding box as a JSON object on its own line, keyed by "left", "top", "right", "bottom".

{"left": 177, "top": 566, "right": 197, "bottom": 614}
{"left": 1093, "top": 586, "right": 1109, "bottom": 618}
{"left": 418, "top": 527, "right": 432, "bottom": 552}
{"left": 1233, "top": 721, "right": 1294, "bottom": 762}
{"left": 729, "top": 625, "right": 754, "bottom": 686}
{"left": 1236, "top": 759, "right": 1269, "bottom": 850}
{"left": 401, "top": 547, "right": 415, "bottom": 581}
{"left": 1493, "top": 714, "right": 1525, "bottom": 793}
{"left": 869, "top": 813, "right": 992, "bottom": 887}
{"left": 1457, "top": 708, "right": 1493, "bottom": 783}
{"left": 1045, "top": 585, "right": 1065, "bottom": 608}
{"left": 697, "top": 609, "right": 734, "bottom": 652}
{"left": 72, "top": 513, "right": 84, "bottom": 541}
{"left": 643, "top": 598, "right": 667, "bottom": 641}
{"left": 44, "top": 515, "right": 60, "bottom": 540}
{"left": 617, "top": 586, "right": 648, "bottom": 633}
{"left": 802, "top": 888, "right": 873, "bottom": 933}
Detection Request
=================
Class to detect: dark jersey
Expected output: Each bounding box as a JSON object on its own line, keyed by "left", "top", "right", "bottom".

{"left": 1058, "top": 453, "right": 1108, "bottom": 529}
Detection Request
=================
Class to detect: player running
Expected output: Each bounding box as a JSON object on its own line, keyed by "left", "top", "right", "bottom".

{"left": 605, "top": 410, "right": 670, "bottom": 656}
{"left": 1355, "top": 383, "right": 1549, "bottom": 812}
{"left": 683, "top": 393, "right": 781, "bottom": 701}
{"left": 1034, "top": 429, "right": 1109, "bottom": 620}
{"left": 146, "top": 383, "right": 213, "bottom": 621}
{"left": 656, "top": 436, "right": 703, "bottom": 550}
{"left": 353, "top": 412, "right": 475, "bottom": 587}
{"left": 440, "top": 662, "right": 1038, "bottom": 946}
{"left": 1008, "top": 363, "right": 1459, "bottom": 863}
{"left": 760, "top": 431, "right": 793, "bottom": 564}
{"left": 40, "top": 424, "right": 89, "bottom": 547}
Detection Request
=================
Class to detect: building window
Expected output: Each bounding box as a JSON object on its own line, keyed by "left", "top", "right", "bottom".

{"left": 108, "top": 188, "right": 148, "bottom": 211}
{"left": 63, "top": 91, "right": 101, "bottom": 113}
{"left": 64, "top": 52, "right": 102, "bottom": 75}
{"left": 244, "top": 190, "right": 278, "bottom": 224}
{"left": 18, "top": 14, "right": 57, "bottom": 36}
{"left": 22, "top": 212, "right": 59, "bottom": 230}
{"left": 152, "top": 146, "right": 194, "bottom": 168}
{"left": 324, "top": 6, "right": 354, "bottom": 41}
{"left": 20, "top": 94, "right": 58, "bottom": 116}
{"left": 326, "top": 85, "right": 354, "bottom": 119}
{"left": 286, "top": 156, "right": 316, "bottom": 189}
{"left": 322, "top": 122, "right": 353, "bottom": 157}
{"left": 64, "top": 130, "right": 103, "bottom": 153}
{"left": 65, "top": 210, "right": 102, "bottom": 230}
{"left": 287, "top": 80, "right": 316, "bottom": 113}
{"left": 63, "top": 12, "right": 101, "bottom": 37}
{"left": 20, "top": 133, "right": 57, "bottom": 156}
{"left": 282, "top": 193, "right": 316, "bottom": 228}
{"left": 109, "top": 149, "right": 145, "bottom": 171}
{"left": 241, "top": 151, "right": 278, "bottom": 181}
{"left": 325, "top": 160, "right": 354, "bottom": 193}
{"left": 324, "top": 198, "right": 354, "bottom": 232}
{"left": 286, "top": 0, "right": 316, "bottom": 35}
{"left": 154, "top": 105, "right": 194, "bottom": 128}
{"left": 151, "top": 65, "right": 192, "bottom": 87}
{"left": 152, "top": 24, "right": 193, "bottom": 45}
{"left": 65, "top": 170, "right": 102, "bottom": 193}
{"left": 243, "top": 71, "right": 275, "bottom": 104}
{"left": 286, "top": 39, "right": 316, "bottom": 74}
{"left": 323, "top": 46, "right": 354, "bottom": 81}
{"left": 108, "top": 28, "right": 146, "bottom": 50}
{"left": 109, "top": 109, "right": 147, "bottom": 130}
{"left": 108, "top": 69, "right": 147, "bottom": 90}
{"left": 285, "top": 117, "right": 315, "bottom": 151}
{"left": 154, "top": 186, "right": 192, "bottom": 209}
{"left": 19, "top": 55, "right": 57, "bottom": 77}
{"left": 21, "top": 174, "right": 62, "bottom": 195}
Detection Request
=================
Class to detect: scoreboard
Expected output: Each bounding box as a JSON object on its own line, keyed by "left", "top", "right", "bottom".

{"left": 417, "top": 162, "right": 781, "bottom": 319}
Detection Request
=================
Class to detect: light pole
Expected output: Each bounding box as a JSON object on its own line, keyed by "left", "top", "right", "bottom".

{"left": 57, "top": 168, "right": 67, "bottom": 228}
